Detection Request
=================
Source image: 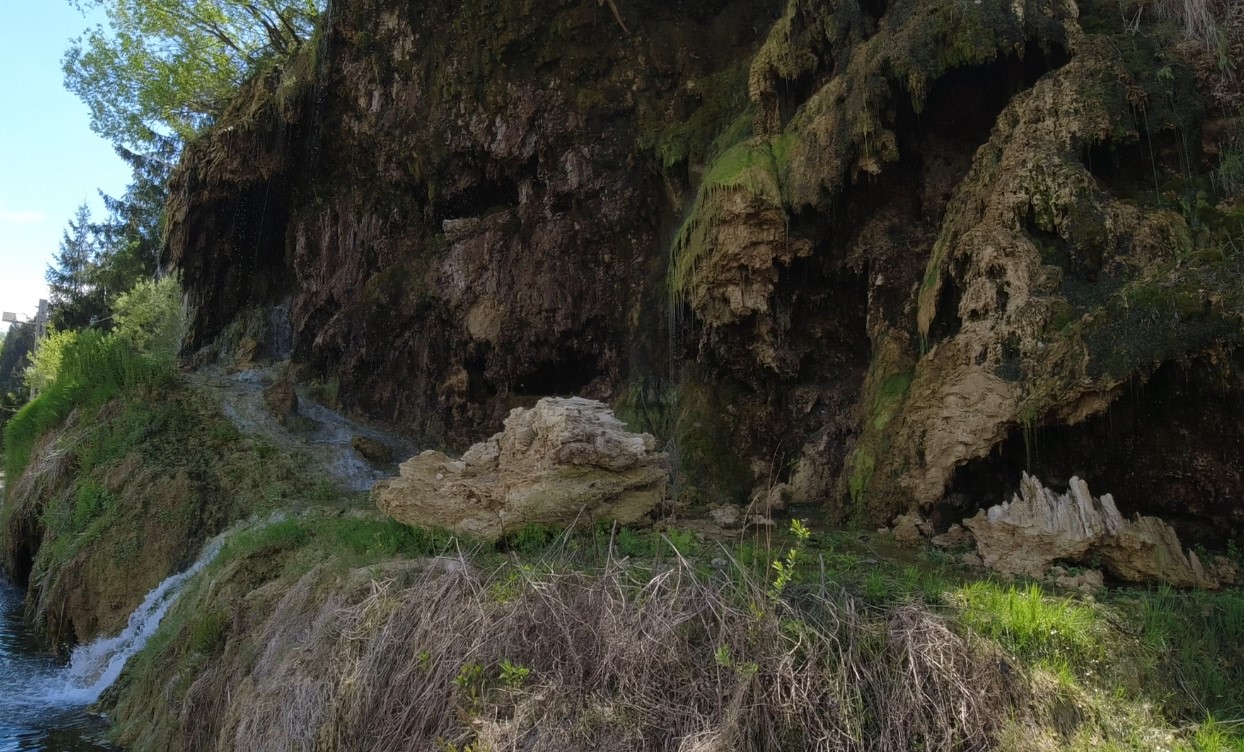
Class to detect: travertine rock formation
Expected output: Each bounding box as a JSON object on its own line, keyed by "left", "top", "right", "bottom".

{"left": 167, "top": 0, "right": 1244, "bottom": 532}
{"left": 965, "top": 474, "right": 1219, "bottom": 588}
{"left": 374, "top": 398, "right": 668, "bottom": 540}
{"left": 262, "top": 375, "right": 298, "bottom": 426}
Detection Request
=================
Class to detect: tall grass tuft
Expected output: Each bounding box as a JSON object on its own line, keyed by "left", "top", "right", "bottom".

{"left": 117, "top": 537, "right": 1021, "bottom": 752}
{"left": 4, "top": 276, "right": 186, "bottom": 485}
{"left": 3, "top": 330, "right": 174, "bottom": 484}
{"left": 954, "top": 582, "right": 1104, "bottom": 671}
{"left": 1140, "top": 586, "right": 1244, "bottom": 719}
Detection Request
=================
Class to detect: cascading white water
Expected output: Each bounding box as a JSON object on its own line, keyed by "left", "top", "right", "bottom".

{"left": 42, "top": 537, "right": 224, "bottom": 706}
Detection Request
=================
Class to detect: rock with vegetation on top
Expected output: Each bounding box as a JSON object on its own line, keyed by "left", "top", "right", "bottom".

{"left": 965, "top": 473, "right": 1219, "bottom": 588}
{"left": 373, "top": 398, "right": 668, "bottom": 540}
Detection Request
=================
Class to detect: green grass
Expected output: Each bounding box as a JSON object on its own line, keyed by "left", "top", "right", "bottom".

{"left": 3, "top": 330, "right": 174, "bottom": 483}
{"left": 188, "top": 608, "right": 231, "bottom": 656}
{"left": 1137, "top": 587, "right": 1244, "bottom": 719}
{"left": 4, "top": 380, "right": 89, "bottom": 484}
{"left": 1189, "top": 719, "right": 1244, "bottom": 752}
{"left": 216, "top": 516, "right": 461, "bottom": 576}
{"left": 102, "top": 463, "right": 1244, "bottom": 752}
{"left": 955, "top": 582, "right": 1105, "bottom": 670}
{"left": 503, "top": 524, "right": 560, "bottom": 555}
{"left": 322, "top": 517, "right": 457, "bottom": 560}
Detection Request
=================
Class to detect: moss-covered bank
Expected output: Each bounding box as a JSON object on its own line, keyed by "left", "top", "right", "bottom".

{"left": 1, "top": 370, "right": 338, "bottom": 648}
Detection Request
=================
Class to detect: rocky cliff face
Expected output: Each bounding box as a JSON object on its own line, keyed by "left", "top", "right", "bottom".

{"left": 170, "top": 0, "right": 777, "bottom": 451}
{"left": 169, "top": 0, "right": 1244, "bottom": 533}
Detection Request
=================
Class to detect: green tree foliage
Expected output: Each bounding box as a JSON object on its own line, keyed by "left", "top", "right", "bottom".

{"left": 92, "top": 137, "right": 177, "bottom": 297}
{"left": 23, "top": 278, "right": 185, "bottom": 402}
{"left": 64, "top": 0, "right": 322, "bottom": 151}
{"left": 0, "top": 324, "right": 37, "bottom": 429}
{"left": 44, "top": 141, "right": 175, "bottom": 337}
{"left": 47, "top": 202, "right": 109, "bottom": 331}
{"left": 4, "top": 279, "right": 186, "bottom": 480}
{"left": 55, "top": 1, "right": 322, "bottom": 342}
{"left": 23, "top": 329, "right": 79, "bottom": 398}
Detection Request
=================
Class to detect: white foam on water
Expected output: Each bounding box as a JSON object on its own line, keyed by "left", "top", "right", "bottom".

{"left": 40, "top": 537, "right": 224, "bottom": 706}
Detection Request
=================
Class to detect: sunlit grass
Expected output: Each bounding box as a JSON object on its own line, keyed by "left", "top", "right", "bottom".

{"left": 954, "top": 581, "right": 1104, "bottom": 671}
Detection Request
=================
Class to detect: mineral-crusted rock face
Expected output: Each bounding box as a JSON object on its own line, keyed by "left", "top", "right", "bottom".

{"left": 350, "top": 435, "right": 392, "bottom": 465}
{"left": 846, "top": 33, "right": 1244, "bottom": 525}
{"left": 965, "top": 474, "right": 1219, "bottom": 588}
{"left": 169, "top": 0, "right": 1244, "bottom": 532}
{"left": 166, "top": 0, "right": 781, "bottom": 456}
{"left": 373, "top": 398, "right": 668, "bottom": 540}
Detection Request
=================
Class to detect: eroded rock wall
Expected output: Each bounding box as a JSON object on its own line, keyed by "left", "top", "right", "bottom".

{"left": 171, "top": 0, "right": 779, "bottom": 452}
{"left": 170, "top": 0, "right": 1244, "bottom": 528}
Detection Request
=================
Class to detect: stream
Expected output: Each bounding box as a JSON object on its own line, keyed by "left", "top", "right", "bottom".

{"left": 0, "top": 578, "right": 113, "bottom": 751}
{"left": 0, "top": 537, "right": 221, "bottom": 751}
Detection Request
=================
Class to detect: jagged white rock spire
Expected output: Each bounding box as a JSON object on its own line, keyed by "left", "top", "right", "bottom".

{"left": 965, "top": 473, "right": 1219, "bottom": 588}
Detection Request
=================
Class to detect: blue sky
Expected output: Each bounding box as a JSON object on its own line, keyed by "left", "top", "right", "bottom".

{"left": 0, "top": 3, "right": 131, "bottom": 333}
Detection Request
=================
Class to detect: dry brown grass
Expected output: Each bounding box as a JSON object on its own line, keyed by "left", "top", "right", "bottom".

{"left": 120, "top": 543, "right": 1024, "bottom": 752}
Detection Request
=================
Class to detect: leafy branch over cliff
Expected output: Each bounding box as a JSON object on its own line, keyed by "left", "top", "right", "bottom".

{"left": 64, "top": 0, "right": 323, "bottom": 150}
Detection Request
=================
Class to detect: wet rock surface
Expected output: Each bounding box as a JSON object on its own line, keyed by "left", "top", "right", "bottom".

{"left": 262, "top": 375, "right": 299, "bottom": 426}
{"left": 374, "top": 398, "right": 668, "bottom": 540}
{"left": 351, "top": 435, "right": 393, "bottom": 465}
{"left": 200, "top": 366, "right": 412, "bottom": 492}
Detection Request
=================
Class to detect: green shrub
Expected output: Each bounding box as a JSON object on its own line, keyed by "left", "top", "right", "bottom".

{"left": 23, "top": 328, "right": 78, "bottom": 397}
{"left": 112, "top": 277, "right": 185, "bottom": 365}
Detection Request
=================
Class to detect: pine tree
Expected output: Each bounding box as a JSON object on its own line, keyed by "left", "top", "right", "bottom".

{"left": 0, "top": 321, "right": 37, "bottom": 427}
{"left": 47, "top": 203, "right": 108, "bottom": 330}
{"left": 92, "top": 137, "right": 177, "bottom": 298}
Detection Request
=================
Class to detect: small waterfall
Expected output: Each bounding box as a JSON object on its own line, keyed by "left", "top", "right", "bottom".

{"left": 44, "top": 537, "right": 223, "bottom": 706}
{"left": 267, "top": 301, "right": 294, "bottom": 360}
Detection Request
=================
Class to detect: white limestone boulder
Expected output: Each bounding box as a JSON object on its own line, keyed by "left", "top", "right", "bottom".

{"left": 374, "top": 397, "right": 668, "bottom": 540}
